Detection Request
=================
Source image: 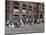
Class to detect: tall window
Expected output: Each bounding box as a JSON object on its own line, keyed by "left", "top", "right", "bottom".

{"left": 22, "top": 4, "right": 26, "bottom": 10}
{"left": 13, "top": 9, "right": 19, "bottom": 15}
{"left": 14, "top": 1, "right": 19, "bottom": 9}
{"left": 28, "top": 6, "right": 32, "bottom": 11}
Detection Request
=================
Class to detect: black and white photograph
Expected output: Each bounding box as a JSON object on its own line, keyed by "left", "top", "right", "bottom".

{"left": 5, "top": 0, "right": 44, "bottom": 35}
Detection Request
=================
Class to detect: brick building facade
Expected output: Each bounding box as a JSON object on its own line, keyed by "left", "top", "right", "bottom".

{"left": 5, "top": 0, "right": 44, "bottom": 24}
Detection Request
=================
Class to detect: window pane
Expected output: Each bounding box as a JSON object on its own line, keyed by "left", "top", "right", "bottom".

{"left": 23, "top": 4, "right": 26, "bottom": 7}
{"left": 14, "top": 9, "right": 19, "bottom": 13}
{"left": 29, "top": 6, "right": 32, "bottom": 8}
{"left": 22, "top": 10, "right": 26, "bottom": 12}
{"left": 28, "top": 8, "right": 32, "bottom": 11}
{"left": 14, "top": 6, "right": 19, "bottom": 9}
{"left": 22, "top": 7, "right": 26, "bottom": 10}
{"left": 14, "top": 1, "right": 19, "bottom": 5}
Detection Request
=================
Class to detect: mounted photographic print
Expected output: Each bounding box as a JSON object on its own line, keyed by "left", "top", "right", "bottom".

{"left": 5, "top": 0, "right": 44, "bottom": 35}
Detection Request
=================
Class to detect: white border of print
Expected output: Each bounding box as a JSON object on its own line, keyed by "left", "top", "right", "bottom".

{"left": 0, "top": 0, "right": 46, "bottom": 35}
